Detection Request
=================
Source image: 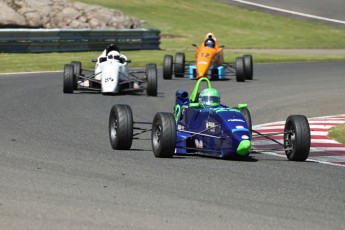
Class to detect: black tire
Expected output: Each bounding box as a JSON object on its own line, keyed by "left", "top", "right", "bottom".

{"left": 163, "top": 55, "right": 173, "bottom": 80}
{"left": 235, "top": 57, "right": 245, "bottom": 82}
{"left": 63, "top": 64, "right": 74, "bottom": 94}
{"left": 284, "top": 115, "right": 310, "bottom": 161}
{"left": 146, "top": 64, "right": 158, "bottom": 96}
{"left": 109, "top": 104, "right": 133, "bottom": 150}
{"left": 71, "top": 61, "right": 81, "bottom": 90}
{"left": 174, "top": 52, "right": 185, "bottom": 78}
{"left": 151, "top": 112, "right": 176, "bottom": 158}
{"left": 240, "top": 107, "right": 252, "bottom": 138}
{"left": 71, "top": 61, "right": 81, "bottom": 75}
{"left": 243, "top": 55, "right": 253, "bottom": 80}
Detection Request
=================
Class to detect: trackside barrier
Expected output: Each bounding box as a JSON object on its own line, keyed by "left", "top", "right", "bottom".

{"left": 0, "top": 28, "right": 160, "bottom": 53}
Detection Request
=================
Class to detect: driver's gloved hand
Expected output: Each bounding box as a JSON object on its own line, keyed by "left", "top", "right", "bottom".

{"left": 119, "top": 57, "right": 126, "bottom": 64}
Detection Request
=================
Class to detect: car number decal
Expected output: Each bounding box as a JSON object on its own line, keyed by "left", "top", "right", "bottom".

{"left": 104, "top": 77, "right": 114, "bottom": 82}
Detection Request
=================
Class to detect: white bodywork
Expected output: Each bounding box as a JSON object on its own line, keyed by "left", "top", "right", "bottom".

{"left": 94, "top": 50, "right": 129, "bottom": 93}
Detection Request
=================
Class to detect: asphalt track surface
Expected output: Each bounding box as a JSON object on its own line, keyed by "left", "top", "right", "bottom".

{"left": 0, "top": 62, "right": 344, "bottom": 229}
{"left": 226, "top": 0, "right": 345, "bottom": 26}
{"left": 246, "top": 0, "right": 345, "bottom": 21}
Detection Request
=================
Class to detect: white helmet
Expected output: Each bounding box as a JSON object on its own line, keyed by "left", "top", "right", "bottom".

{"left": 107, "top": 50, "right": 120, "bottom": 61}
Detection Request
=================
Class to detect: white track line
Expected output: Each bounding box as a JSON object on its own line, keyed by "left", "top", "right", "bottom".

{"left": 232, "top": 0, "right": 345, "bottom": 25}
{"left": 308, "top": 120, "right": 345, "bottom": 124}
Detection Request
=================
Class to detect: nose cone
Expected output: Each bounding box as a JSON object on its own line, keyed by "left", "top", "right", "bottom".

{"left": 197, "top": 62, "right": 209, "bottom": 78}
{"left": 237, "top": 140, "right": 251, "bottom": 156}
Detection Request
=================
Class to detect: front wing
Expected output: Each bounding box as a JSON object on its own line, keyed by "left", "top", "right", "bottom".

{"left": 75, "top": 69, "right": 147, "bottom": 93}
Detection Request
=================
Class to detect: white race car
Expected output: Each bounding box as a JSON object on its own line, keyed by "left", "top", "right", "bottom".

{"left": 63, "top": 44, "right": 157, "bottom": 96}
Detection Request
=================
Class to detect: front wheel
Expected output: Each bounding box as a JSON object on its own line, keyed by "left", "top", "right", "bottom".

{"left": 284, "top": 115, "right": 310, "bottom": 161}
{"left": 151, "top": 112, "right": 176, "bottom": 158}
{"left": 163, "top": 55, "right": 173, "bottom": 80}
{"left": 109, "top": 104, "right": 133, "bottom": 150}
{"left": 146, "top": 63, "right": 158, "bottom": 96}
{"left": 235, "top": 57, "right": 245, "bottom": 82}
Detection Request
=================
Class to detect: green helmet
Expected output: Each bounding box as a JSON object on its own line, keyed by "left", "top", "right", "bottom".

{"left": 198, "top": 88, "right": 220, "bottom": 108}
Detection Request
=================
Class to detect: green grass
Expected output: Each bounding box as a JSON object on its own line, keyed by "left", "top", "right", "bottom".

{"left": 77, "top": 0, "right": 345, "bottom": 49}
{"left": 1, "top": 0, "right": 345, "bottom": 73}
{"left": 1, "top": 50, "right": 345, "bottom": 73}
{"left": 329, "top": 123, "right": 345, "bottom": 144}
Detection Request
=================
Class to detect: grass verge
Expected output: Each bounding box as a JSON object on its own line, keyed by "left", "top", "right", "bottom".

{"left": 329, "top": 124, "right": 345, "bottom": 144}
{"left": 78, "top": 0, "right": 345, "bottom": 49}
{"left": 1, "top": 50, "right": 345, "bottom": 73}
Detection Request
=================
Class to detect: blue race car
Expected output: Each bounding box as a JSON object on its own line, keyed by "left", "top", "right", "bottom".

{"left": 109, "top": 78, "right": 311, "bottom": 161}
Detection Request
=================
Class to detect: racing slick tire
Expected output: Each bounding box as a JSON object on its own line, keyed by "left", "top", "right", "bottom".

{"left": 243, "top": 55, "right": 253, "bottom": 80}
{"left": 71, "top": 61, "right": 81, "bottom": 75}
{"left": 284, "top": 115, "right": 310, "bottom": 161}
{"left": 109, "top": 104, "right": 133, "bottom": 150}
{"left": 235, "top": 57, "right": 245, "bottom": 82}
{"left": 174, "top": 52, "right": 185, "bottom": 78}
{"left": 151, "top": 112, "right": 176, "bottom": 158}
{"left": 63, "top": 64, "right": 74, "bottom": 94}
{"left": 146, "top": 63, "right": 158, "bottom": 96}
{"left": 240, "top": 107, "right": 252, "bottom": 138}
{"left": 71, "top": 61, "right": 81, "bottom": 90}
{"left": 163, "top": 55, "right": 173, "bottom": 80}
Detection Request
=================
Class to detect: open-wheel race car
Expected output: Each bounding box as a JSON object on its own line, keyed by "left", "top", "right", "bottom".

{"left": 63, "top": 44, "right": 157, "bottom": 96}
{"left": 109, "top": 77, "right": 311, "bottom": 161}
{"left": 163, "top": 33, "right": 253, "bottom": 82}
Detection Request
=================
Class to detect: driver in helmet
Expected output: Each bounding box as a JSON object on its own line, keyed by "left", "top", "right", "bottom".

{"left": 98, "top": 44, "right": 127, "bottom": 64}
{"left": 203, "top": 33, "right": 217, "bottom": 48}
{"left": 204, "top": 38, "right": 215, "bottom": 48}
{"left": 198, "top": 88, "right": 220, "bottom": 108}
{"left": 106, "top": 44, "right": 120, "bottom": 54}
{"left": 94, "top": 44, "right": 140, "bottom": 88}
{"left": 107, "top": 50, "right": 122, "bottom": 62}
{"left": 195, "top": 32, "right": 224, "bottom": 67}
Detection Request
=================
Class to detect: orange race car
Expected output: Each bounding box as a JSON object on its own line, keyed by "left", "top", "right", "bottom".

{"left": 163, "top": 33, "right": 253, "bottom": 82}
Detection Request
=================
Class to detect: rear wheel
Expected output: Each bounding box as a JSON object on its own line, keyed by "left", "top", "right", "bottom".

{"left": 71, "top": 61, "right": 81, "bottom": 75}
{"left": 235, "top": 57, "right": 245, "bottom": 82}
{"left": 284, "top": 115, "right": 310, "bottom": 161}
{"left": 109, "top": 104, "right": 133, "bottom": 150}
{"left": 71, "top": 61, "right": 81, "bottom": 90}
{"left": 174, "top": 52, "right": 185, "bottom": 78}
{"left": 63, "top": 64, "right": 74, "bottom": 94}
{"left": 151, "top": 112, "right": 176, "bottom": 158}
{"left": 146, "top": 64, "right": 158, "bottom": 96}
{"left": 243, "top": 55, "right": 253, "bottom": 80}
{"left": 163, "top": 55, "right": 173, "bottom": 80}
